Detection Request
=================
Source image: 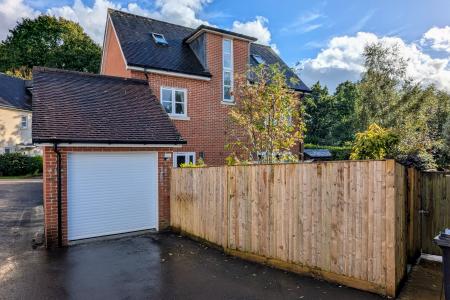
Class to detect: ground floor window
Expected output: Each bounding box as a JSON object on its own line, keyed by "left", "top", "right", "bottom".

{"left": 4, "top": 147, "right": 12, "bottom": 154}
{"left": 173, "top": 152, "right": 195, "bottom": 168}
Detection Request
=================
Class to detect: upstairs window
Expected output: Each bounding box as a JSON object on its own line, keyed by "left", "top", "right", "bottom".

{"left": 152, "top": 33, "right": 168, "bottom": 45}
{"left": 161, "top": 87, "right": 187, "bottom": 117}
{"left": 252, "top": 54, "right": 265, "bottom": 65}
{"left": 222, "top": 39, "right": 233, "bottom": 102}
{"left": 21, "top": 115, "right": 28, "bottom": 129}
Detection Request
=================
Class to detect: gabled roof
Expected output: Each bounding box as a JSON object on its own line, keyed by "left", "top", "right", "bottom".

{"left": 32, "top": 67, "right": 185, "bottom": 145}
{"left": 108, "top": 9, "right": 310, "bottom": 92}
{"left": 0, "top": 73, "right": 32, "bottom": 111}
{"left": 184, "top": 24, "right": 257, "bottom": 43}
{"left": 109, "top": 9, "right": 211, "bottom": 78}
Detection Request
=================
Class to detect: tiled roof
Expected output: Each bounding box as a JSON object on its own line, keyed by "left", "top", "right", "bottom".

{"left": 0, "top": 73, "right": 32, "bottom": 111}
{"left": 108, "top": 9, "right": 310, "bottom": 92}
{"left": 32, "top": 67, "right": 185, "bottom": 145}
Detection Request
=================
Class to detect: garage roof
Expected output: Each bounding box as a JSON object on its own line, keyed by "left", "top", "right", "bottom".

{"left": 32, "top": 67, "right": 185, "bottom": 145}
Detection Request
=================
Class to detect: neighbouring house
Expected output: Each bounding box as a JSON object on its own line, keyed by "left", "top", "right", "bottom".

{"left": 32, "top": 67, "right": 185, "bottom": 247}
{"left": 101, "top": 9, "right": 310, "bottom": 167}
{"left": 303, "top": 149, "right": 333, "bottom": 161}
{"left": 0, "top": 73, "right": 40, "bottom": 155}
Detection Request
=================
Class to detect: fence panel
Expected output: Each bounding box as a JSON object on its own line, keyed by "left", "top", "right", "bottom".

{"left": 170, "top": 160, "right": 407, "bottom": 297}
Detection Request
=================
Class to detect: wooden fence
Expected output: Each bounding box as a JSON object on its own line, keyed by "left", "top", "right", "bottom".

{"left": 406, "top": 171, "right": 450, "bottom": 256}
{"left": 170, "top": 160, "right": 407, "bottom": 297}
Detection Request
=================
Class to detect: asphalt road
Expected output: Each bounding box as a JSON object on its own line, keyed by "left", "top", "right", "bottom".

{"left": 0, "top": 180, "right": 383, "bottom": 300}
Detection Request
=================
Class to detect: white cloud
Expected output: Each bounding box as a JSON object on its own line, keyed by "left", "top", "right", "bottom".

{"left": 231, "top": 16, "right": 279, "bottom": 53}
{"left": 421, "top": 26, "right": 450, "bottom": 53}
{"left": 231, "top": 16, "right": 271, "bottom": 45}
{"left": 281, "top": 12, "right": 324, "bottom": 34}
{"left": 154, "top": 0, "right": 211, "bottom": 28}
{"left": 298, "top": 32, "right": 450, "bottom": 93}
{"left": 0, "top": 0, "right": 39, "bottom": 40}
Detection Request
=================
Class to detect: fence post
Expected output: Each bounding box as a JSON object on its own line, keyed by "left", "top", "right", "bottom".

{"left": 385, "top": 160, "right": 397, "bottom": 297}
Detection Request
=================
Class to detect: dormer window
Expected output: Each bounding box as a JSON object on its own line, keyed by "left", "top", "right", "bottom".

{"left": 252, "top": 54, "right": 265, "bottom": 65}
{"left": 152, "top": 33, "right": 168, "bottom": 45}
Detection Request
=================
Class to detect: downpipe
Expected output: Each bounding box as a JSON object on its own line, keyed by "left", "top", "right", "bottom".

{"left": 53, "top": 143, "right": 63, "bottom": 247}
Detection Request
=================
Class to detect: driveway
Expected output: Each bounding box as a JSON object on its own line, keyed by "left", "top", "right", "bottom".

{"left": 0, "top": 181, "right": 382, "bottom": 300}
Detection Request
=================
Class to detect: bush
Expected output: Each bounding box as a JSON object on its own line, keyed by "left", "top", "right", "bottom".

{"left": 180, "top": 158, "right": 207, "bottom": 168}
{"left": 0, "top": 153, "right": 43, "bottom": 176}
{"left": 304, "top": 144, "right": 352, "bottom": 160}
{"left": 350, "top": 124, "right": 398, "bottom": 160}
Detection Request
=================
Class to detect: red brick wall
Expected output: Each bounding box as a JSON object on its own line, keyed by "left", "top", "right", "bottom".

{"left": 100, "top": 19, "right": 131, "bottom": 78}
{"left": 130, "top": 33, "right": 250, "bottom": 166}
{"left": 43, "top": 146, "right": 174, "bottom": 247}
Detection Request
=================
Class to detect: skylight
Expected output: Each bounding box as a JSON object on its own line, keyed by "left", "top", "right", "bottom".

{"left": 152, "top": 33, "right": 168, "bottom": 45}
{"left": 252, "top": 54, "right": 265, "bottom": 65}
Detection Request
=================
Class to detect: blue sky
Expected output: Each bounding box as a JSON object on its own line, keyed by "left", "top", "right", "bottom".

{"left": 1, "top": 0, "right": 450, "bottom": 91}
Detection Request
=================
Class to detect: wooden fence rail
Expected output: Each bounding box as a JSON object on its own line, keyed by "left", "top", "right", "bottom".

{"left": 170, "top": 160, "right": 407, "bottom": 297}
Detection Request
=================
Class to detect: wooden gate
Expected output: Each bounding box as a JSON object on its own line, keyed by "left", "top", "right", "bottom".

{"left": 420, "top": 172, "right": 450, "bottom": 255}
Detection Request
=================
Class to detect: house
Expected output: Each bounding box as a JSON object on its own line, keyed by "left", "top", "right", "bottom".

{"left": 101, "top": 9, "right": 310, "bottom": 167}
{"left": 0, "top": 73, "right": 39, "bottom": 155}
{"left": 303, "top": 149, "right": 333, "bottom": 161}
{"left": 33, "top": 9, "right": 310, "bottom": 247}
{"left": 32, "top": 67, "right": 185, "bottom": 247}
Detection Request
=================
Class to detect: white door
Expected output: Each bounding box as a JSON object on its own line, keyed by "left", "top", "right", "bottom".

{"left": 67, "top": 152, "right": 158, "bottom": 241}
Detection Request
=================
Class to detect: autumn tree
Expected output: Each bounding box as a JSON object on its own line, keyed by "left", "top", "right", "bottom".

{"left": 226, "top": 64, "right": 306, "bottom": 164}
{"left": 0, "top": 15, "right": 101, "bottom": 79}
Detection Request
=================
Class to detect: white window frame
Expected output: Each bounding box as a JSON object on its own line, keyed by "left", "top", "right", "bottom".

{"left": 222, "top": 38, "right": 234, "bottom": 103}
{"left": 20, "top": 115, "right": 28, "bottom": 129}
{"left": 4, "top": 147, "right": 12, "bottom": 154}
{"left": 173, "top": 152, "right": 196, "bottom": 168}
{"left": 160, "top": 87, "right": 187, "bottom": 118}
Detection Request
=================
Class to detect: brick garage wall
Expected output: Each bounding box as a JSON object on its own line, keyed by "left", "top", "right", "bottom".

{"left": 43, "top": 146, "right": 174, "bottom": 247}
{"left": 131, "top": 33, "right": 251, "bottom": 166}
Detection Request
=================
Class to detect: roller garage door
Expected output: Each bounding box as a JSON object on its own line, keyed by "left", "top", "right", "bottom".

{"left": 67, "top": 152, "right": 158, "bottom": 241}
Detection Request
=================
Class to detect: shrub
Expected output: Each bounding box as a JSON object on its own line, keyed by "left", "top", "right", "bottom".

{"left": 180, "top": 158, "right": 207, "bottom": 168}
{"left": 0, "top": 153, "right": 43, "bottom": 176}
{"left": 304, "top": 144, "right": 352, "bottom": 160}
{"left": 350, "top": 123, "right": 398, "bottom": 160}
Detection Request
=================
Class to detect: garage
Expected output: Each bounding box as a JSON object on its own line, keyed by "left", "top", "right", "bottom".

{"left": 32, "top": 68, "right": 186, "bottom": 247}
{"left": 67, "top": 152, "right": 158, "bottom": 241}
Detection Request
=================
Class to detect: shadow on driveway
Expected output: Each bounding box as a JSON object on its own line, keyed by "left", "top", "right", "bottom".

{"left": 0, "top": 181, "right": 383, "bottom": 299}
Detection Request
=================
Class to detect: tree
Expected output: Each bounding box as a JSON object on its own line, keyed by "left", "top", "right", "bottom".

{"left": 303, "top": 82, "right": 335, "bottom": 145}
{"left": 330, "top": 81, "right": 359, "bottom": 144}
{"left": 350, "top": 123, "right": 398, "bottom": 160}
{"left": 356, "top": 42, "right": 407, "bottom": 130}
{"left": 226, "top": 64, "right": 306, "bottom": 164}
{"left": 0, "top": 15, "right": 101, "bottom": 78}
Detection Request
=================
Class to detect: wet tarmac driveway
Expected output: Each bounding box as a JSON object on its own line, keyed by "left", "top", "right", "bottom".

{"left": 0, "top": 180, "right": 383, "bottom": 300}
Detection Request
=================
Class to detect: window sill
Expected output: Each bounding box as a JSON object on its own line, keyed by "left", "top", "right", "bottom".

{"left": 169, "top": 115, "right": 190, "bottom": 120}
{"left": 221, "top": 101, "right": 235, "bottom": 106}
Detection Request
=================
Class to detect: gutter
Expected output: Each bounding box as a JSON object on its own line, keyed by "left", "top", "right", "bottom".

{"left": 53, "top": 143, "right": 63, "bottom": 247}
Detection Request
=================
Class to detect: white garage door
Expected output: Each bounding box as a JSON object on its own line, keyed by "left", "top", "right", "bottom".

{"left": 67, "top": 152, "right": 158, "bottom": 241}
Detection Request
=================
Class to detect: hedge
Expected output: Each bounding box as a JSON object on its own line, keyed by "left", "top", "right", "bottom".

{"left": 304, "top": 144, "right": 352, "bottom": 160}
{"left": 0, "top": 153, "right": 43, "bottom": 176}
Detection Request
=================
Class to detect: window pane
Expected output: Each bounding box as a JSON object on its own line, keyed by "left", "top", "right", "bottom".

{"left": 224, "top": 71, "right": 231, "bottom": 86}
{"left": 175, "top": 103, "right": 184, "bottom": 114}
{"left": 162, "top": 89, "right": 172, "bottom": 102}
{"left": 162, "top": 101, "right": 172, "bottom": 113}
{"left": 223, "top": 39, "right": 231, "bottom": 53}
{"left": 223, "top": 53, "right": 231, "bottom": 69}
{"left": 189, "top": 155, "right": 194, "bottom": 163}
{"left": 176, "top": 155, "right": 186, "bottom": 167}
{"left": 175, "top": 91, "right": 184, "bottom": 103}
{"left": 224, "top": 86, "right": 232, "bottom": 100}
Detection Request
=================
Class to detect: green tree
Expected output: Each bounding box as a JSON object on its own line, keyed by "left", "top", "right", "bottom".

{"left": 303, "top": 81, "right": 335, "bottom": 145}
{"left": 0, "top": 15, "right": 101, "bottom": 78}
{"left": 330, "top": 81, "right": 359, "bottom": 144}
{"left": 350, "top": 123, "right": 398, "bottom": 160}
{"left": 226, "top": 64, "right": 306, "bottom": 164}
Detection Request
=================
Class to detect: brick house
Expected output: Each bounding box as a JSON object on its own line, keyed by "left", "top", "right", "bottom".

{"left": 101, "top": 9, "right": 310, "bottom": 167}
{"left": 34, "top": 9, "right": 310, "bottom": 247}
